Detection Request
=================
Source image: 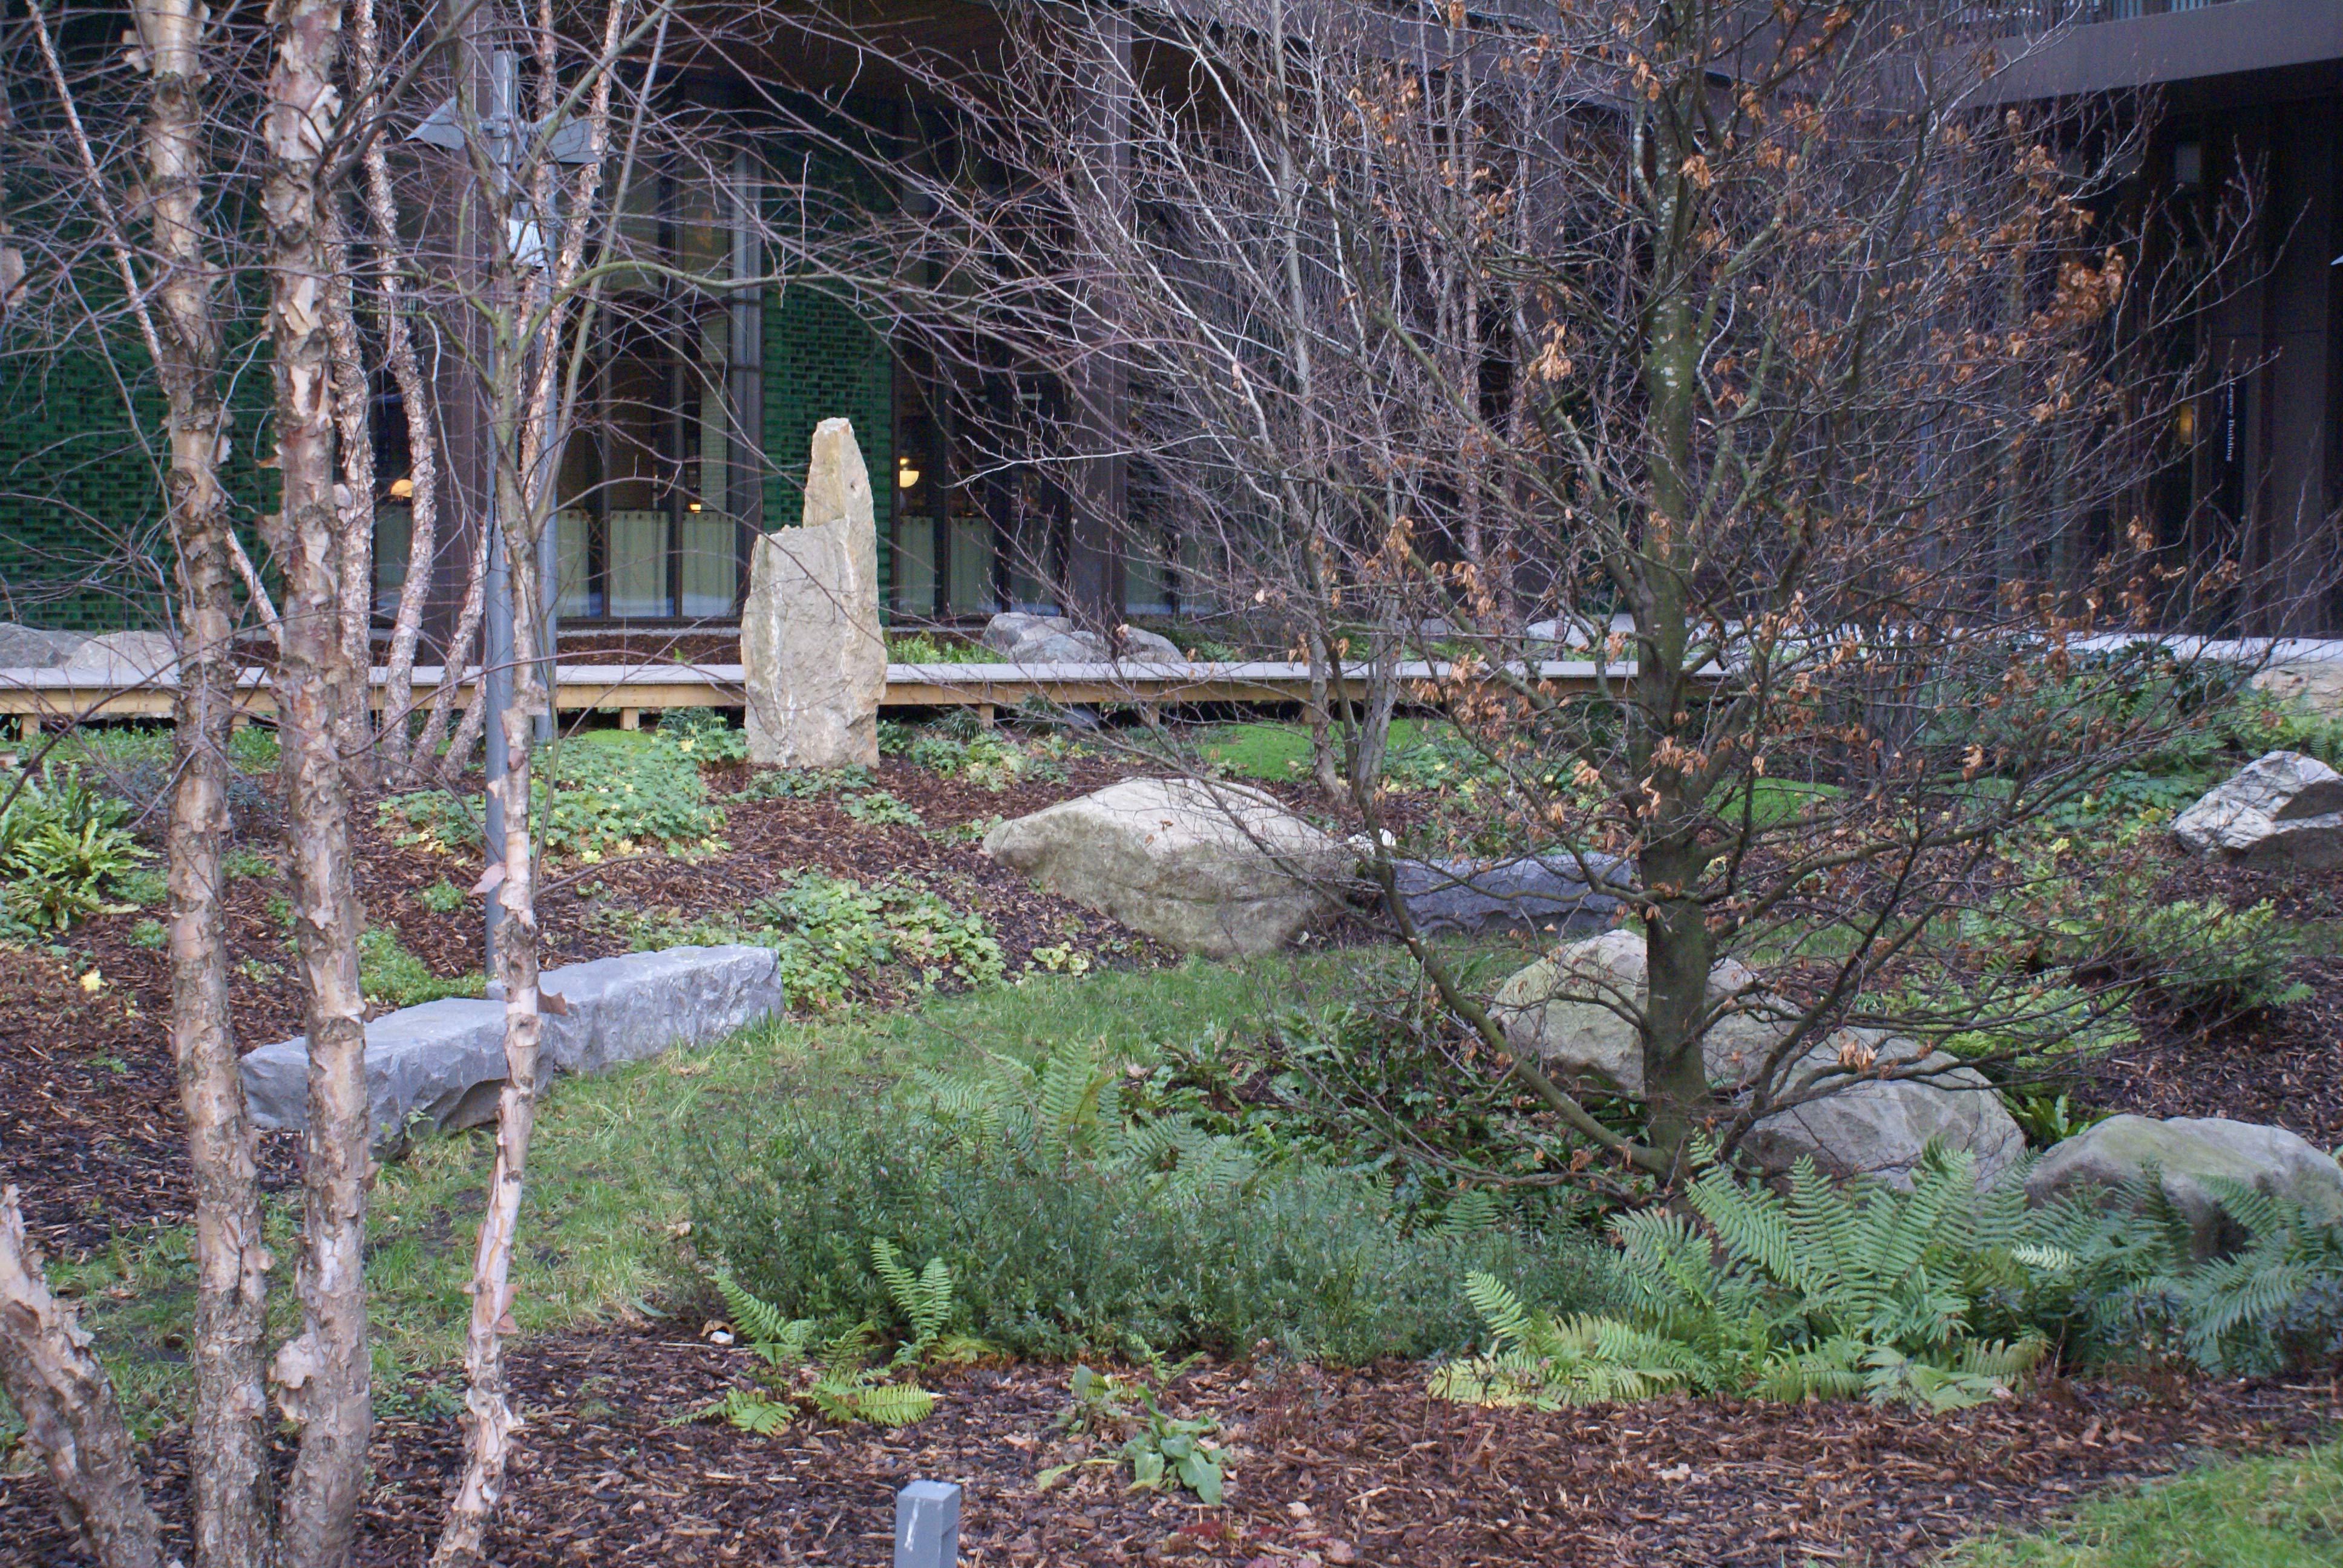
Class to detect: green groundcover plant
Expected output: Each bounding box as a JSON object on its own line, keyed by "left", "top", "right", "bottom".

{"left": 0, "top": 762, "right": 150, "bottom": 932}
{"left": 688, "top": 1038, "right": 1619, "bottom": 1365}
{"left": 380, "top": 733, "right": 725, "bottom": 863}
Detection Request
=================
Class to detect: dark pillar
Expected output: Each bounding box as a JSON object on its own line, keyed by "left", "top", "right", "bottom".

{"left": 2256, "top": 100, "right": 2338, "bottom": 632}
{"left": 1066, "top": 9, "right": 1132, "bottom": 629}
{"left": 421, "top": 16, "right": 499, "bottom": 662}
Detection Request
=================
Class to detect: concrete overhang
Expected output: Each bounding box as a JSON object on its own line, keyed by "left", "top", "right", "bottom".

{"left": 1982, "top": 0, "right": 2343, "bottom": 102}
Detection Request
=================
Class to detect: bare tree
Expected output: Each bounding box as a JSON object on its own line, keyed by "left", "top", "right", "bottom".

{"left": 4, "top": 3, "right": 277, "bottom": 1563}
{"left": 849, "top": 0, "right": 2258, "bottom": 1177}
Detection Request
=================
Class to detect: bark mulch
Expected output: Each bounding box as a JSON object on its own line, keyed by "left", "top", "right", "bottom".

{"left": 2077, "top": 851, "right": 2343, "bottom": 1148}
{"left": 4, "top": 1322, "right": 2336, "bottom": 1567}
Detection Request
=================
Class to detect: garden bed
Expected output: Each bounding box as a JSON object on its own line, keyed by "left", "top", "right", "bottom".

{"left": 1, "top": 745, "right": 1201, "bottom": 1258}
{"left": 2, "top": 1321, "right": 2336, "bottom": 1566}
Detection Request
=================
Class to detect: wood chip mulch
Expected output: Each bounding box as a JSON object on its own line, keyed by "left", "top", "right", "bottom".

{"left": 2078, "top": 851, "right": 2343, "bottom": 1148}
{"left": 4, "top": 1321, "right": 2336, "bottom": 1567}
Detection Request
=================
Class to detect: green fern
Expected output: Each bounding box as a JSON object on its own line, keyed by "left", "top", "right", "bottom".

{"left": 686, "top": 1266, "right": 940, "bottom": 1432}
{"left": 1436, "top": 1143, "right": 2062, "bottom": 1414}
{"left": 871, "top": 1238, "right": 957, "bottom": 1365}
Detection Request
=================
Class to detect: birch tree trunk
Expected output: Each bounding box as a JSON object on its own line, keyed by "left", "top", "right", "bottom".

{"left": 0, "top": 1189, "right": 165, "bottom": 1568}
{"left": 259, "top": 0, "right": 374, "bottom": 1558}
{"left": 327, "top": 214, "right": 378, "bottom": 777}
{"left": 361, "top": 0, "right": 441, "bottom": 782}
{"left": 139, "top": 0, "right": 277, "bottom": 1555}
{"left": 433, "top": 1, "right": 627, "bottom": 1539}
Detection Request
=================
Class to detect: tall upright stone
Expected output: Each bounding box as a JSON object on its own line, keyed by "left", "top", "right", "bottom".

{"left": 742, "top": 418, "right": 885, "bottom": 767}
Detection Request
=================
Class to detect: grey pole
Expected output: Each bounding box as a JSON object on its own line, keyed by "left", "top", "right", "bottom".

{"left": 480, "top": 50, "right": 520, "bottom": 975}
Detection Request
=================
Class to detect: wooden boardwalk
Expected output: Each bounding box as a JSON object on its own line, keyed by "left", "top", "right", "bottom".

{"left": 0, "top": 657, "right": 1646, "bottom": 734}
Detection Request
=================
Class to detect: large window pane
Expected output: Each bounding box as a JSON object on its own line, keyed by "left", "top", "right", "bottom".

{"left": 608, "top": 509, "right": 668, "bottom": 617}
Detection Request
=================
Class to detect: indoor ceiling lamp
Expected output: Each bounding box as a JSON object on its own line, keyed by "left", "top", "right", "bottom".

{"left": 897, "top": 456, "right": 922, "bottom": 490}
{"left": 387, "top": 475, "right": 415, "bottom": 500}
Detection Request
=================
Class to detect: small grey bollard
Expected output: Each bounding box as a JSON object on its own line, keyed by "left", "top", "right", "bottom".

{"left": 894, "top": 1478, "right": 960, "bottom": 1568}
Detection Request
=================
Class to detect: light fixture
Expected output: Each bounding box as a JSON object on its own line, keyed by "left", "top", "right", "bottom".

{"left": 2174, "top": 404, "right": 2196, "bottom": 445}
{"left": 897, "top": 456, "right": 922, "bottom": 490}
{"left": 387, "top": 476, "right": 415, "bottom": 500}
{"left": 687, "top": 501, "right": 703, "bottom": 512}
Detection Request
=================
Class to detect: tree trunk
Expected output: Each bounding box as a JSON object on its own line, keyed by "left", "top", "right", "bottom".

{"left": 260, "top": 0, "right": 373, "bottom": 1560}
{"left": 327, "top": 211, "right": 377, "bottom": 779}
{"left": 139, "top": 0, "right": 276, "bottom": 1557}
{"left": 0, "top": 1189, "right": 165, "bottom": 1568}
{"left": 431, "top": 465, "right": 546, "bottom": 1568}
{"left": 362, "top": 0, "right": 441, "bottom": 784}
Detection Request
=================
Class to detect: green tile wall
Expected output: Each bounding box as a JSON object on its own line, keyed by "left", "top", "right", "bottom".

{"left": 761, "top": 280, "right": 895, "bottom": 613}
{"left": 0, "top": 324, "right": 275, "bottom": 633}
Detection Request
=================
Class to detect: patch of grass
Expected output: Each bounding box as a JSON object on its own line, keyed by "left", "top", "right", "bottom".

{"left": 1196, "top": 719, "right": 1439, "bottom": 782}
{"left": 1940, "top": 1444, "right": 2343, "bottom": 1567}
{"left": 358, "top": 926, "right": 484, "bottom": 1009}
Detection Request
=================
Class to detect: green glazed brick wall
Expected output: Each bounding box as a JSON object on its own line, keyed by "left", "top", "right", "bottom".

{"left": 761, "top": 280, "right": 895, "bottom": 612}
{"left": 0, "top": 327, "right": 275, "bottom": 633}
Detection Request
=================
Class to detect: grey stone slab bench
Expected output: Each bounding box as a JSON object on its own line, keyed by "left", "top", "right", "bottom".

{"left": 240, "top": 943, "right": 789, "bottom": 1152}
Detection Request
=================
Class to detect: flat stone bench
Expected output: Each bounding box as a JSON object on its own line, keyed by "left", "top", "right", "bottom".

{"left": 240, "top": 944, "right": 789, "bottom": 1151}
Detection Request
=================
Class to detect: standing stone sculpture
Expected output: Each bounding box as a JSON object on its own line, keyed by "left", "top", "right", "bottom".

{"left": 742, "top": 418, "right": 886, "bottom": 767}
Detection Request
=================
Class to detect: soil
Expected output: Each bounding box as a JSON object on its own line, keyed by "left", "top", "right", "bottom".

{"left": 4, "top": 1322, "right": 2336, "bottom": 1566}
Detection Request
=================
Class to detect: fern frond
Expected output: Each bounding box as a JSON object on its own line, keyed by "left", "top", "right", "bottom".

{"left": 712, "top": 1267, "right": 817, "bottom": 1364}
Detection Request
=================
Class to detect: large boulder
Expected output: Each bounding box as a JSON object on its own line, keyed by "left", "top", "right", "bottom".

{"left": 0, "top": 623, "right": 178, "bottom": 678}
{"left": 2250, "top": 656, "right": 2343, "bottom": 719}
{"left": 1743, "top": 1030, "right": 2027, "bottom": 1191}
{"left": 983, "top": 777, "right": 1345, "bottom": 958}
{"left": 1490, "top": 930, "right": 1789, "bottom": 1096}
{"left": 980, "top": 612, "right": 1182, "bottom": 665}
{"left": 60, "top": 630, "right": 179, "bottom": 681}
{"left": 2025, "top": 1114, "right": 2343, "bottom": 1260}
{"left": 502, "top": 944, "right": 795, "bottom": 1076}
{"left": 2171, "top": 750, "right": 2343, "bottom": 867}
{"left": 1389, "top": 851, "right": 1627, "bottom": 936}
{"left": 742, "top": 418, "right": 886, "bottom": 768}
{"left": 0, "top": 622, "right": 91, "bottom": 668}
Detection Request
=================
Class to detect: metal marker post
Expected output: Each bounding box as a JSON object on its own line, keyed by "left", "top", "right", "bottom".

{"left": 893, "top": 1480, "right": 960, "bottom": 1568}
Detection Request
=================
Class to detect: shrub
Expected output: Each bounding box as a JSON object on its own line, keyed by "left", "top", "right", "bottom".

{"left": 381, "top": 736, "right": 724, "bottom": 863}
{"left": 2119, "top": 898, "right": 2310, "bottom": 1018}
{"left": 2030, "top": 1172, "right": 2343, "bottom": 1376}
{"left": 841, "top": 791, "right": 923, "bottom": 828}
{"left": 1135, "top": 988, "right": 1598, "bottom": 1227}
{"left": 1432, "top": 1146, "right": 2053, "bottom": 1412}
{"left": 905, "top": 730, "right": 1068, "bottom": 791}
{"left": 416, "top": 878, "right": 467, "bottom": 915}
{"left": 887, "top": 633, "right": 993, "bottom": 665}
{"left": 0, "top": 765, "right": 151, "bottom": 932}
{"left": 655, "top": 707, "right": 750, "bottom": 764}
{"left": 689, "top": 1039, "right": 1617, "bottom": 1365}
